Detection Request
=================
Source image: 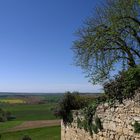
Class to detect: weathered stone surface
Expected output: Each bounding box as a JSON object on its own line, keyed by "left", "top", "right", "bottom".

{"left": 134, "top": 117, "right": 140, "bottom": 121}
{"left": 119, "top": 135, "right": 125, "bottom": 140}
{"left": 61, "top": 91, "right": 140, "bottom": 140}
{"left": 115, "top": 135, "right": 120, "bottom": 140}
{"left": 123, "top": 128, "right": 129, "bottom": 135}
{"left": 116, "top": 126, "right": 123, "bottom": 133}
{"left": 109, "top": 122, "right": 116, "bottom": 131}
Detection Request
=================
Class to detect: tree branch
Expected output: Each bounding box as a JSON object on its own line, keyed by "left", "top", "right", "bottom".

{"left": 121, "top": 16, "right": 140, "bottom": 26}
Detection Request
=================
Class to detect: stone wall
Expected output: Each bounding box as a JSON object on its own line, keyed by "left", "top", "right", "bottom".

{"left": 61, "top": 91, "right": 140, "bottom": 140}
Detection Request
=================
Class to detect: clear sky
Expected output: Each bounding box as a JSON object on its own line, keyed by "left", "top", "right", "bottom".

{"left": 0, "top": 0, "right": 103, "bottom": 93}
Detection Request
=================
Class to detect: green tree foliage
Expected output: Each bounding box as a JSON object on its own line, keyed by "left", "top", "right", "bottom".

{"left": 123, "top": 66, "right": 140, "bottom": 98}
{"left": 73, "top": 0, "right": 140, "bottom": 84}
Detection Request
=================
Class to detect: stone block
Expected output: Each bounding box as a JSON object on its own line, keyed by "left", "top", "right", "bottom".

{"left": 134, "top": 117, "right": 140, "bottom": 121}
{"left": 99, "top": 136, "right": 104, "bottom": 140}
{"left": 119, "top": 135, "right": 125, "bottom": 140}
{"left": 109, "top": 122, "right": 116, "bottom": 131}
{"left": 134, "top": 108, "right": 140, "bottom": 114}
{"left": 115, "top": 135, "right": 120, "bottom": 140}
{"left": 128, "top": 125, "right": 133, "bottom": 130}
{"left": 110, "top": 134, "right": 114, "bottom": 139}
{"left": 116, "top": 126, "right": 123, "bottom": 133}
{"left": 115, "top": 118, "right": 122, "bottom": 123}
{"left": 110, "top": 108, "right": 115, "bottom": 112}
{"left": 123, "top": 128, "right": 129, "bottom": 135}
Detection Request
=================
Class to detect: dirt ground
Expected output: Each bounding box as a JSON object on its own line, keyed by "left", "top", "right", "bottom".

{"left": 8, "top": 120, "right": 61, "bottom": 132}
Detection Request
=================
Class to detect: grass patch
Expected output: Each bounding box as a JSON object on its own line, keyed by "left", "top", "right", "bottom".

{"left": 0, "top": 121, "right": 23, "bottom": 133}
{"left": 0, "top": 103, "right": 57, "bottom": 121}
{"left": 0, "top": 126, "right": 60, "bottom": 140}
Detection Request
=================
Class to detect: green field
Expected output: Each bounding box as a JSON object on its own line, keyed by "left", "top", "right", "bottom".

{"left": 0, "top": 121, "right": 23, "bottom": 133}
{"left": 0, "top": 95, "right": 61, "bottom": 140}
{"left": 0, "top": 126, "right": 61, "bottom": 140}
{"left": 0, "top": 103, "right": 57, "bottom": 121}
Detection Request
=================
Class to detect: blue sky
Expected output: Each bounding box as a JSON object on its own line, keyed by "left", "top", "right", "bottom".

{"left": 0, "top": 0, "right": 103, "bottom": 93}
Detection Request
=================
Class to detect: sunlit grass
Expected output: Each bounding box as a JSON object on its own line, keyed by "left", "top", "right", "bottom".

{"left": 0, "top": 103, "right": 57, "bottom": 121}
{"left": 1, "top": 126, "right": 60, "bottom": 140}
{"left": 0, "top": 121, "right": 23, "bottom": 133}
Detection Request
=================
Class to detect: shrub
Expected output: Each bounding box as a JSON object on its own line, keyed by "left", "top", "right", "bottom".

{"left": 0, "top": 116, "right": 7, "bottom": 122}
{"left": 123, "top": 66, "right": 140, "bottom": 99}
{"left": 0, "top": 108, "right": 7, "bottom": 122}
{"left": 95, "top": 94, "right": 107, "bottom": 104}
{"left": 7, "top": 115, "right": 16, "bottom": 121}
{"left": 0, "top": 108, "right": 15, "bottom": 122}
{"left": 54, "top": 92, "right": 91, "bottom": 125}
{"left": 22, "top": 135, "right": 32, "bottom": 140}
{"left": 104, "top": 74, "right": 124, "bottom": 103}
{"left": 104, "top": 66, "right": 140, "bottom": 103}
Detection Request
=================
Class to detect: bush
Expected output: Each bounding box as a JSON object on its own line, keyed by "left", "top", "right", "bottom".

{"left": 22, "top": 135, "right": 32, "bottom": 140}
{"left": 123, "top": 66, "right": 140, "bottom": 99}
{"left": 7, "top": 115, "right": 16, "bottom": 121}
{"left": 54, "top": 92, "right": 91, "bottom": 125}
{"left": 104, "top": 74, "right": 124, "bottom": 103}
{"left": 95, "top": 94, "right": 107, "bottom": 104}
{"left": 0, "top": 108, "right": 7, "bottom": 122}
{"left": 0, "top": 108, "right": 15, "bottom": 122}
{"left": 0, "top": 116, "right": 7, "bottom": 122}
{"left": 104, "top": 66, "right": 140, "bottom": 103}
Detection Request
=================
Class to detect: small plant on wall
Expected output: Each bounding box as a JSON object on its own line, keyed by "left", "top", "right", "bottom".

{"left": 95, "top": 116, "right": 103, "bottom": 130}
{"left": 77, "top": 103, "right": 103, "bottom": 136}
{"left": 133, "top": 121, "right": 140, "bottom": 133}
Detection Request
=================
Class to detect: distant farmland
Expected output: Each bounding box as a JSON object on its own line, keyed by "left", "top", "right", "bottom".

{"left": 0, "top": 126, "right": 61, "bottom": 140}
{"left": 0, "top": 94, "right": 61, "bottom": 140}
{"left": 0, "top": 98, "right": 25, "bottom": 104}
{"left": 1, "top": 103, "right": 57, "bottom": 121}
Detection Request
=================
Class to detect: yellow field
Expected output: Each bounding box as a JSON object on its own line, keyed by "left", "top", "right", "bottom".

{"left": 0, "top": 99, "right": 25, "bottom": 104}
